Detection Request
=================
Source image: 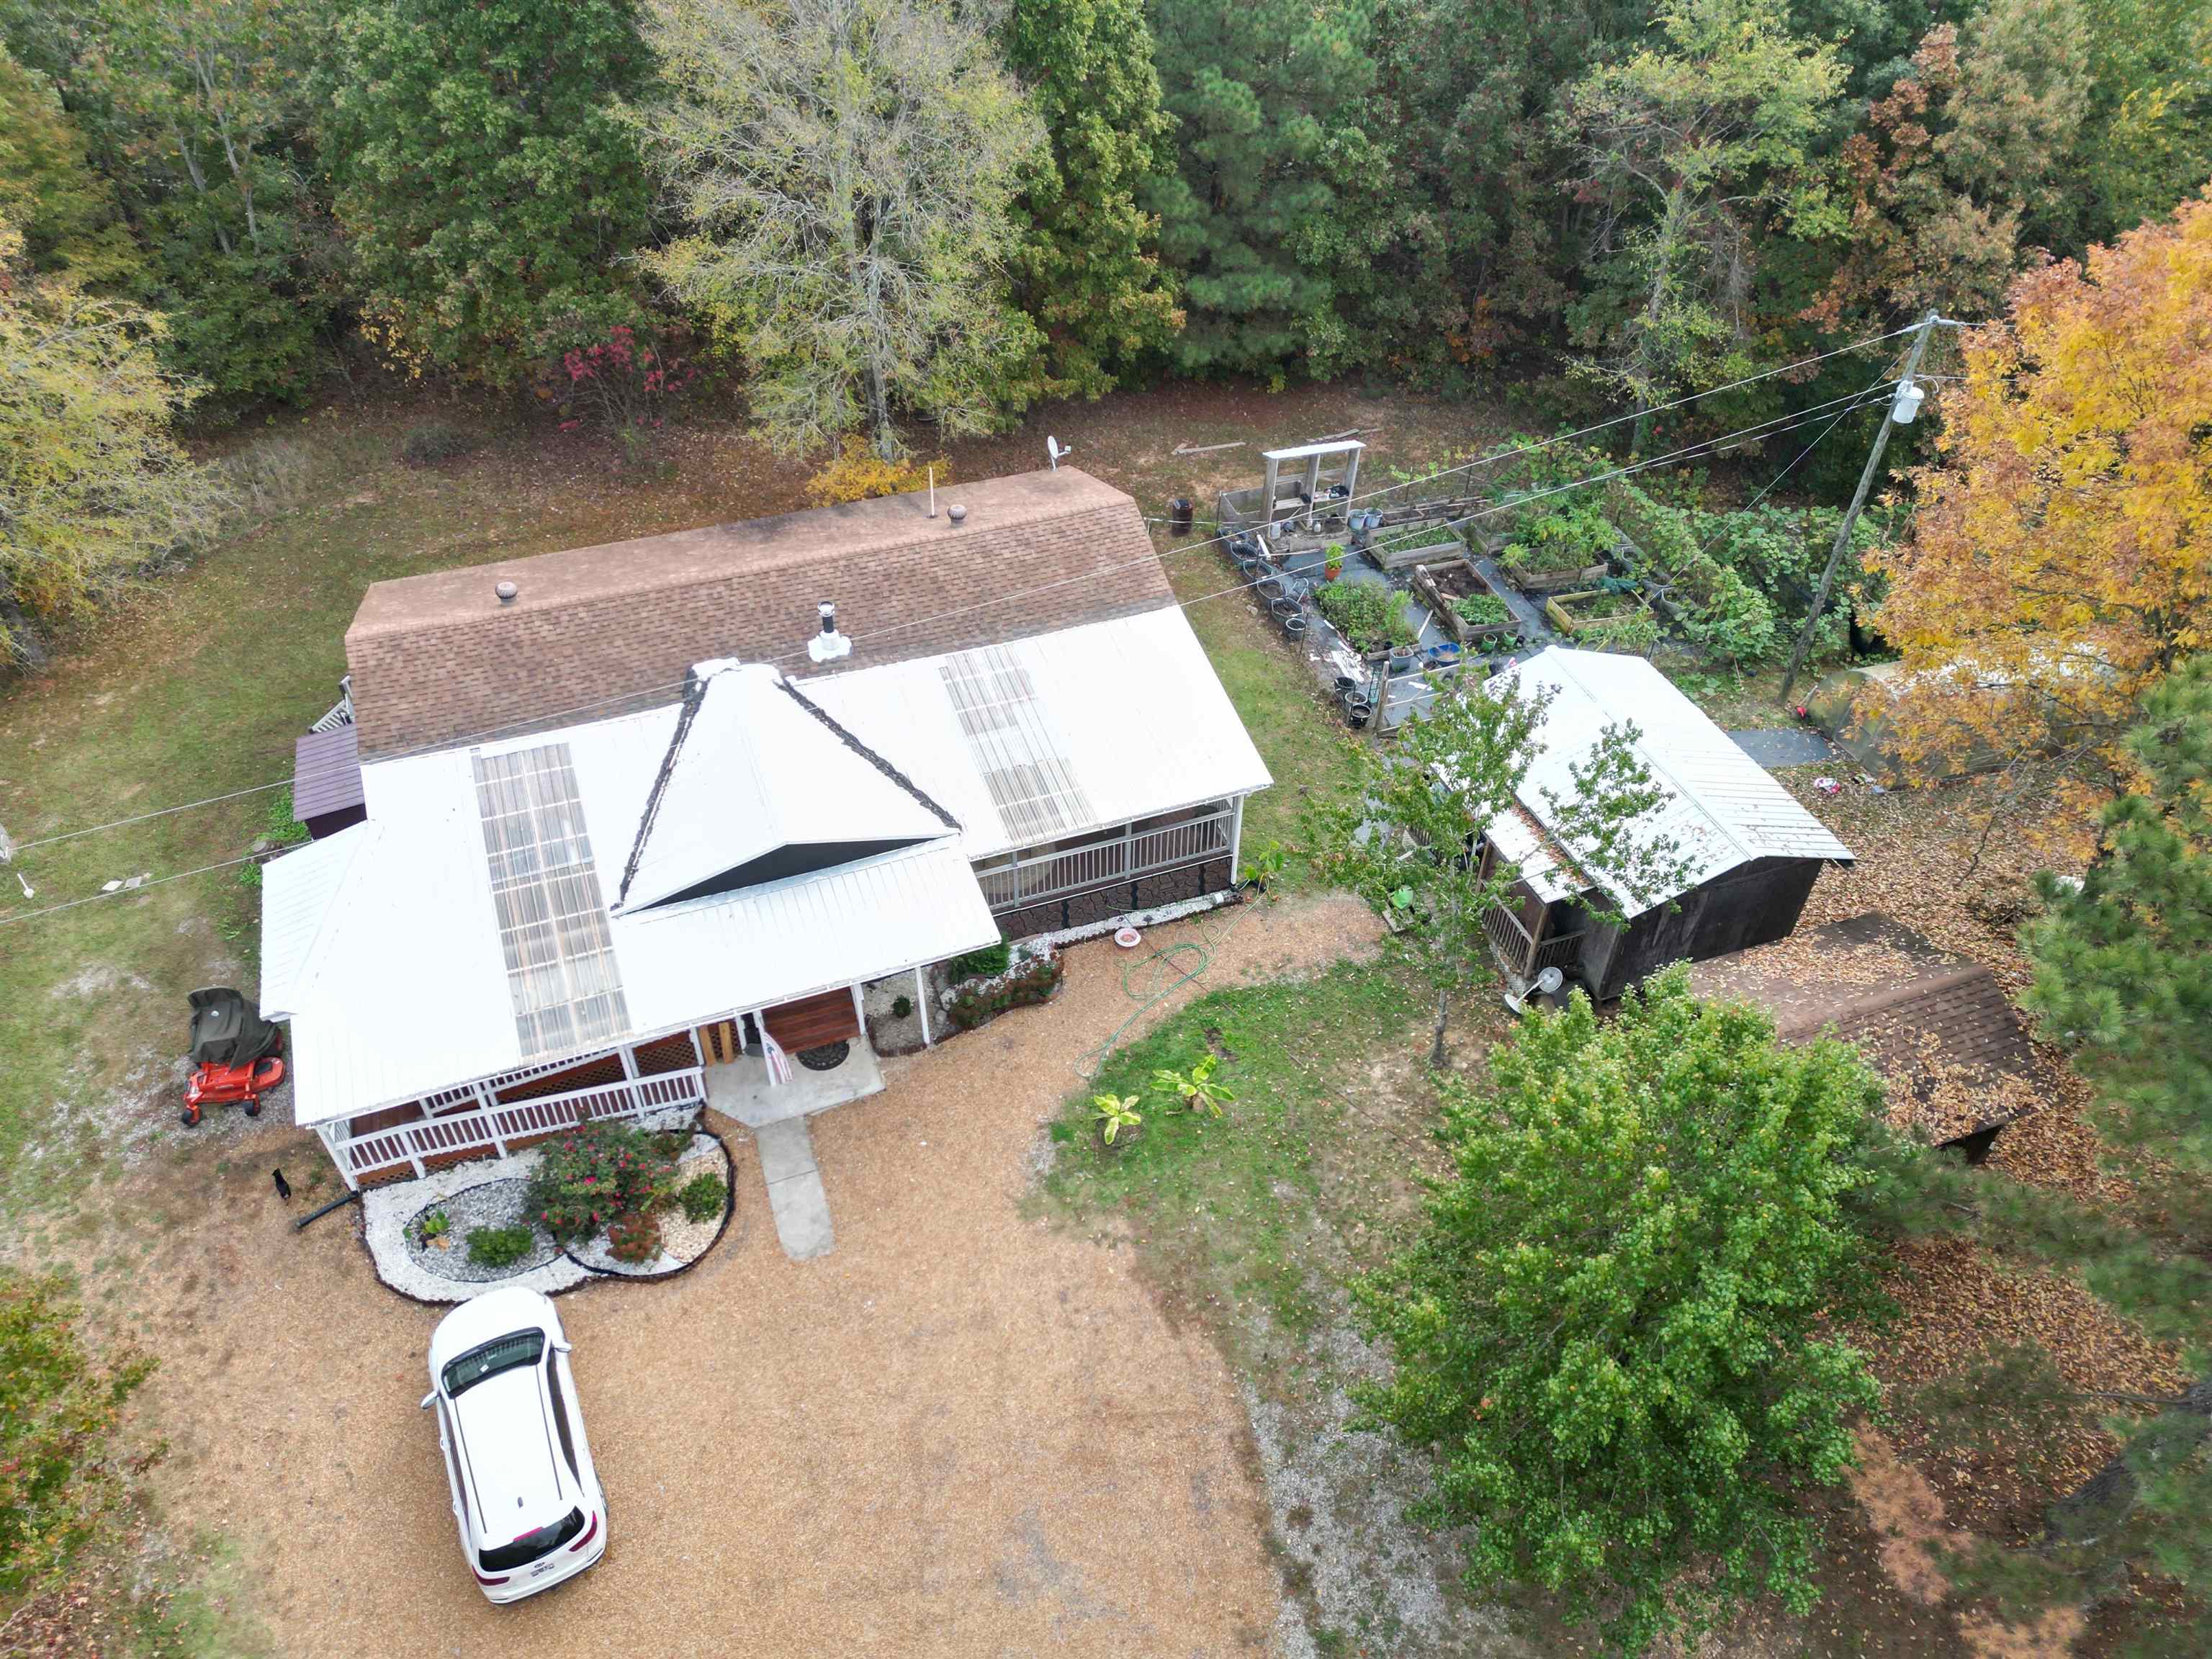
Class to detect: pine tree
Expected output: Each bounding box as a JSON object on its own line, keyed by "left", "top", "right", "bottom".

{"left": 1005, "top": 0, "right": 1182, "bottom": 397}
{"left": 1146, "top": 0, "right": 1383, "bottom": 380}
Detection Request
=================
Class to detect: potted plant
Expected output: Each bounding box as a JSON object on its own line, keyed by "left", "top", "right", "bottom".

{"left": 1323, "top": 543, "right": 1344, "bottom": 582}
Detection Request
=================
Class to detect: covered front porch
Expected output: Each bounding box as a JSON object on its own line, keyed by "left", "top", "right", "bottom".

{"left": 697, "top": 984, "right": 894, "bottom": 1128}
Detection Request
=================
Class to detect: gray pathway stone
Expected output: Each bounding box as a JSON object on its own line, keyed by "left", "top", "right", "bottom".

{"left": 755, "top": 1118, "right": 836, "bottom": 1262}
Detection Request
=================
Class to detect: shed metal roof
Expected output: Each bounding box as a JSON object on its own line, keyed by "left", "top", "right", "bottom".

{"left": 1482, "top": 647, "right": 1852, "bottom": 915}
{"left": 292, "top": 725, "right": 364, "bottom": 822}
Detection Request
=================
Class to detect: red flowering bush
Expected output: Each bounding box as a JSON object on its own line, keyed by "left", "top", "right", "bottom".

{"left": 606, "top": 1212, "right": 662, "bottom": 1265}
{"left": 526, "top": 1123, "right": 678, "bottom": 1243}
{"left": 545, "top": 324, "right": 691, "bottom": 465}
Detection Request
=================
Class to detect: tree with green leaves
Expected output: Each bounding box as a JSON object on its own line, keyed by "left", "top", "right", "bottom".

{"left": 1990, "top": 657, "right": 2212, "bottom": 1640}
{"left": 1311, "top": 673, "right": 1689, "bottom": 1066}
{"left": 0, "top": 1269, "right": 155, "bottom": 1606}
{"left": 1357, "top": 968, "right": 1892, "bottom": 1651}
{"left": 0, "top": 207, "right": 220, "bottom": 669}
{"left": 1145, "top": 0, "right": 1384, "bottom": 380}
{"left": 1004, "top": 0, "right": 1182, "bottom": 398}
{"left": 636, "top": 0, "right": 1046, "bottom": 459}
{"left": 1554, "top": 0, "right": 1845, "bottom": 444}
{"left": 321, "top": 0, "right": 653, "bottom": 384}
{"left": 0, "top": 46, "right": 141, "bottom": 289}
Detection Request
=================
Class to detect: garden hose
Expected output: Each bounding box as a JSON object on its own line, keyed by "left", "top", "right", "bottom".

{"left": 1071, "top": 891, "right": 1267, "bottom": 1084}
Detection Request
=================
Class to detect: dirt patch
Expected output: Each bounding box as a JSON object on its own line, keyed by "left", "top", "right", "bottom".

{"left": 1851, "top": 1426, "right": 1972, "bottom": 1606}
{"left": 64, "top": 894, "right": 1375, "bottom": 1659}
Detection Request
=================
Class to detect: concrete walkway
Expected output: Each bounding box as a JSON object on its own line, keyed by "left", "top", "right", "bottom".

{"left": 754, "top": 1116, "right": 835, "bottom": 1262}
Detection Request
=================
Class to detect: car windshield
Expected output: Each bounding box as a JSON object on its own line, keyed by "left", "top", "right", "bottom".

{"left": 479, "top": 1507, "right": 585, "bottom": 1573}
{"left": 441, "top": 1330, "right": 544, "bottom": 1399}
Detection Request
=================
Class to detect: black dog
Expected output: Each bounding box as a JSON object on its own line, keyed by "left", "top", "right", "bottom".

{"left": 271, "top": 1168, "right": 292, "bottom": 1202}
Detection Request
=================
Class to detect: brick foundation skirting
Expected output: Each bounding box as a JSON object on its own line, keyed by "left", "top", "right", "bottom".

{"left": 992, "top": 856, "right": 1233, "bottom": 941}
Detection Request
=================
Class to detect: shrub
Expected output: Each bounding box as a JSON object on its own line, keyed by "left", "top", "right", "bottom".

{"left": 891, "top": 994, "right": 914, "bottom": 1020}
{"left": 606, "top": 1212, "right": 662, "bottom": 1264}
{"left": 1316, "top": 580, "right": 1417, "bottom": 651}
{"left": 418, "top": 1209, "right": 450, "bottom": 1244}
{"left": 401, "top": 422, "right": 479, "bottom": 466}
{"left": 547, "top": 323, "right": 691, "bottom": 467}
{"left": 0, "top": 1270, "right": 155, "bottom": 1602}
{"left": 465, "top": 1224, "right": 536, "bottom": 1269}
{"left": 805, "top": 436, "right": 945, "bottom": 505}
{"left": 949, "top": 953, "right": 1061, "bottom": 1030}
{"left": 948, "top": 940, "right": 1012, "bottom": 983}
{"left": 677, "top": 1172, "right": 727, "bottom": 1225}
{"left": 526, "top": 1123, "right": 678, "bottom": 1243}
{"left": 1501, "top": 503, "right": 1616, "bottom": 573}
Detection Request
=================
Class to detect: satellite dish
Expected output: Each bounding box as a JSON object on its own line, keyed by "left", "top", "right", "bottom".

{"left": 1046, "top": 435, "right": 1071, "bottom": 470}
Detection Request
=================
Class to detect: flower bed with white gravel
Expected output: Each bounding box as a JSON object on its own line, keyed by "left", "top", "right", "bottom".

{"left": 359, "top": 1112, "right": 731, "bottom": 1303}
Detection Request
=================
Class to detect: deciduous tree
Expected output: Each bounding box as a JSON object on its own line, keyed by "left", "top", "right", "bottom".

{"left": 1554, "top": 0, "right": 1845, "bottom": 443}
{"left": 322, "top": 0, "right": 653, "bottom": 384}
{"left": 1357, "top": 968, "right": 1892, "bottom": 1650}
{"left": 1311, "top": 673, "right": 1688, "bottom": 1066}
{"left": 0, "top": 210, "right": 219, "bottom": 668}
{"left": 636, "top": 0, "right": 1046, "bottom": 459}
{"left": 1871, "top": 192, "right": 2212, "bottom": 832}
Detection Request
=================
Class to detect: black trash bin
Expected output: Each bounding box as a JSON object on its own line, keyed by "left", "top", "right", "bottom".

{"left": 1168, "top": 497, "right": 1195, "bottom": 536}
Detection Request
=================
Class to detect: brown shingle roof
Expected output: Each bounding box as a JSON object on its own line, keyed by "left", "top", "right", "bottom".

{"left": 1688, "top": 912, "right": 2044, "bottom": 1144}
{"left": 344, "top": 467, "right": 1172, "bottom": 758}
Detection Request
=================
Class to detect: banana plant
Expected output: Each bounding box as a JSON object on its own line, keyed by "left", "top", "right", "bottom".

{"left": 1151, "top": 1053, "right": 1234, "bottom": 1118}
{"left": 1090, "top": 1092, "right": 1143, "bottom": 1145}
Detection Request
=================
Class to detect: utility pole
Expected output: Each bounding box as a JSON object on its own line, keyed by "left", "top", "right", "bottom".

{"left": 1779, "top": 308, "right": 1941, "bottom": 703}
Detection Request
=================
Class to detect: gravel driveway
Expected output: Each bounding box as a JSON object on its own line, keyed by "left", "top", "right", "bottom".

{"left": 107, "top": 893, "right": 1380, "bottom": 1658}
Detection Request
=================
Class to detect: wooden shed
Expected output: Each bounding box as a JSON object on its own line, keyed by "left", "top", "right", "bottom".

{"left": 1688, "top": 912, "right": 2044, "bottom": 1159}
{"left": 1469, "top": 649, "right": 1853, "bottom": 1002}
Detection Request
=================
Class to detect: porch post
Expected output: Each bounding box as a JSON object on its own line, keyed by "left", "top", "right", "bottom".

{"left": 476, "top": 1083, "right": 510, "bottom": 1158}
{"left": 1229, "top": 795, "right": 1246, "bottom": 886}
{"left": 318, "top": 1122, "right": 359, "bottom": 1192}
{"left": 914, "top": 965, "right": 934, "bottom": 1047}
{"left": 617, "top": 1040, "right": 640, "bottom": 1112}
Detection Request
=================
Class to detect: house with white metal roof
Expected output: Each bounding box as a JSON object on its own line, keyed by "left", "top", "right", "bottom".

{"left": 1470, "top": 647, "right": 1852, "bottom": 1000}
{"left": 261, "top": 469, "right": 1271, "bottom": 1191}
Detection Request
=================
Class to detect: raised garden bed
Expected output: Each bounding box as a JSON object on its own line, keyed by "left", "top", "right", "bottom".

{"left": 1411, "top": 557, "right": 1524, "bottom": 654}
{"left": 1314, "top": 579, "right": 1419, "bottom": 655}
{"left": 1496, "top": 501, "right": 1624, "bottom": 594}
{"left": 1368, "top": 518, "right": 1465, "bottom": 572}
{"left": 1545, "top": 587, "right": 1660, "bottom": 652}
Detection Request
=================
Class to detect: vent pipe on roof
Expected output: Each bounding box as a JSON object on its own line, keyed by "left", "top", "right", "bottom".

{"left": 809, "top": 600, "right": 852, "bottom": 663}
{"left": 495, "top": 580, "right": 518, "bottom": 605}
{"left": 947, "top": 503, "right": 967, "bottom": 526}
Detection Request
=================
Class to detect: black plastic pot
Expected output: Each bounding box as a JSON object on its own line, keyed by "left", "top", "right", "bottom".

{"left": 1169, "top": 497, "right": 1194, "bottom": 536}
{"left": 1343, "top": 695, "right": 1373, "bottom": 728}
{"left": 1269, "top": 596, "right": 1302, "bottom": 623}
{"left": 1282, "top": 615, "right": 1308, "bottom": 641}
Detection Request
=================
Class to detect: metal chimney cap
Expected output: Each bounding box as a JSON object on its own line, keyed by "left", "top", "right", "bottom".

{"left": 947, "top": 503, "right": 968, "bottom": 525}
{"left": 495, "top": 580, "right": 518, "bottom": 605}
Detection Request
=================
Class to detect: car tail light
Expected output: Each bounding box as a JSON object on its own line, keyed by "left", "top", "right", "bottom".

{"left": 472, "top": 1569, "right": 510, "bottom": 1586}
{"left": 569, "top": 1511, "right": 599, "bottom": 1552}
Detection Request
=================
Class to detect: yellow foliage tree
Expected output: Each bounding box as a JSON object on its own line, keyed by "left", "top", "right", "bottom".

{"left": 0, "top": 209, "right": 218, "bottom": 669}
{"left": 1871, "top": 188, "right": 2212, "bottom": 832}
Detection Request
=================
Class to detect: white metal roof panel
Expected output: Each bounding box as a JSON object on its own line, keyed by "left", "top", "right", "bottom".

{"left": 268, "top": 690, "right": 994, "bottom": 1128}
{"left": 798, "top": 606, "right": 1273, "bottom": 860}
{"left": 257, "top": 822, "right": 375, "bottom": 1020}
{"left": 1481, "top": 648, "right": 1852, "bottom": 917}
{"left": 617, "top": 660, "right": 952, "bottom": 912}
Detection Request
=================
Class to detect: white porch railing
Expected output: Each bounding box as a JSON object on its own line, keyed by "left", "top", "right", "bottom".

{"left": 976, "top": 805, "right": 1234, "bottom": 912}
{"left": 324, "top": 1066, "right": 707, "bottom": 1184}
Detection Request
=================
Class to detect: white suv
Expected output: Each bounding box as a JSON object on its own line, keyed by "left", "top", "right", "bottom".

{"left": 423, "top": 1286, "right": 607, "bottom": 1602}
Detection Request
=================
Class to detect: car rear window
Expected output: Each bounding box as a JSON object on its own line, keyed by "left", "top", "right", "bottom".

{"left": 480, "top": 1507, "right": 585, "bottom": 1573}
{"left": 441, "top": 1330, "right": 544, "bottom": 1398}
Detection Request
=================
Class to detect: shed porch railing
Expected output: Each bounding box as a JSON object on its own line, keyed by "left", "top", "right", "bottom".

{"left": 974, "top": 804, "right": 1235, "bottom": 912}
{"left": 1480, "top": 899, "right": 1586, "bottom": 981}
{"left": 318, "top": 1066, "right": 707, "bottom": 1186}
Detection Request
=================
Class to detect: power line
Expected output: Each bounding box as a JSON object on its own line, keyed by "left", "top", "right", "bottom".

{"left": 4, "top": 334, "right": 1913, "bottom": 863}
{"left": 0, "top": 387, "right": 1894, "bottom": 931}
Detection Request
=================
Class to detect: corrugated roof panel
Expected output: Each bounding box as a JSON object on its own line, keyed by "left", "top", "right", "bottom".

{"left": 801, "top": 606, "right": 1274, "bottom": 860}
{"left": 258, "top": 823, "right": 375, "bottom": 1020}
{"left": 1482, "top": 648, "right": 1851, "bottom": 916}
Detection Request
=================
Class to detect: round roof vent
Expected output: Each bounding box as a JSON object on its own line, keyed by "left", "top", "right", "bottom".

{"left": 947, "top": 504, "right": 968, "bottom": 525}
{"left": 495, "top": 580, "right": 518, "bottom": 605}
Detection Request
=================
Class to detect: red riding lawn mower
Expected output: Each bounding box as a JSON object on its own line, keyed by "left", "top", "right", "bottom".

{"left": 183, "top": 986, "right": 287, "bottom": 1126}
